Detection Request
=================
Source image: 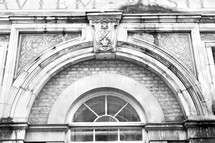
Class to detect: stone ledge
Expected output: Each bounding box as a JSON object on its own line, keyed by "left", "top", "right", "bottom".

{"left": 1, "top": 12, "right": 215, "bottom": 24}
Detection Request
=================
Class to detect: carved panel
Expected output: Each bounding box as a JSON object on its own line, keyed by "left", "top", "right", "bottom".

{"left": 88, "top": 13, "right": 122, "bottom": 53}
{"left": 17, "top": 32, "right": 81, "bottom": 75}
{"left": 91, "top": 19, "right": 119, "bottom": 53}
{"left": 158, "top": 33, "right": 195, "bottom": 73}
{"left": 129, "top": 32, "right": 195, "bottom": 74}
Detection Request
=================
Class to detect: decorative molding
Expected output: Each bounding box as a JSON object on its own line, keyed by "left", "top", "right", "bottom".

{"left": 128, "top": 32, "right": 196, "bottom": 74}
{"left": 17, "top": 32, "right": 81, "bottom": 75}
{"left": 87, "top": 12, "right": 122, "bottom": 53}
{"left": 158, "top": 33, "right": 195, "bottom": 74}
{"left": 128, "top": 31, "right": 154, "bottom": 43}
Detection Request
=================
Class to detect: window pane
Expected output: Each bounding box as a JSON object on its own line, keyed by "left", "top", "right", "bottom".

{"left": 96, "top": 116, "right": 117, "bottom": 122}
{"left": 73, "top": 104, "right": 97, "bottom": 122}
{"left": 107, "top": 96, "right": 126, "bottom": 116}
{"left": 86, "top": 96, "right": 105, "bottom": 116}
{"left": 95, "top": 129, "right": 118, "bottom": 141}
{"left": 71, "top": 129, "right": 93, "bottom": 142}
{"left": 120, "top": 128, "right": 142, "bottom": 141}
{"left": 73, "top": 95, "right": 141, "bottom": 122}
{"left": 116, "top": 104, "right": 140, "bottom": 122}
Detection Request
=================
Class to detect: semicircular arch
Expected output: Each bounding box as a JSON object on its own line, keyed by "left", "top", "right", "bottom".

{"left": 48, "top": 74, "right": 164, "bottom": 124}
{"left": 5, "top": 37, "right": 209, "bottom": 122}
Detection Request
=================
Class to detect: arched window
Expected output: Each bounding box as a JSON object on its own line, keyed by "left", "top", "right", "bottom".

{"left": 69, "top": 89, "right": 145, "bottom": 142}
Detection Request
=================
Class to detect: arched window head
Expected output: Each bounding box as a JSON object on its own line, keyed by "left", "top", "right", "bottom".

{"left": 70, "top": 88, "right": 144, "bottom": 142}
{"left": 73, "top": 95, "right": 141, "bottom": 122}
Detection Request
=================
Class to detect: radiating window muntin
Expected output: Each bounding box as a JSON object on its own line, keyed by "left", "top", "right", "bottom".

{"left": 71, "top": 92, "right": 144, "bottom": 142}
{"left": 73, "top": 95, "right": 140, "bottom": 122}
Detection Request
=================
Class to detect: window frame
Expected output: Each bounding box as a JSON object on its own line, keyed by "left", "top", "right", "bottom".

{"left": 67, "top": 88, "right": 146, "bottom": 143}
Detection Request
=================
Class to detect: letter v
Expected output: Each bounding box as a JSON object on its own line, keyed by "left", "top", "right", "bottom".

{"left": 16, "top": 0, "right": 28, "bottom": 9}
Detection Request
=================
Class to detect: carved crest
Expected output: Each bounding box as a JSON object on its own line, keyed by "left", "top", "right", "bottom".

{"left": 88, "top": 12, "right": 122, "bottom": 53}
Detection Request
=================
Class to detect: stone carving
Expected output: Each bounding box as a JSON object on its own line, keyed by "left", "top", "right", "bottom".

{"left": 88, "top": 13, "right": 122, "bottom": 53}
{"left": 158, "top": 33, "right": 195, "bottom": 74}
{"left": 23, "top": 36, "right": 47, "bottom": 56}
{"left": 129, "top": 32, "right": 195, "bottom": 74}
{"left": 17, "top": 32, "right": 81, "bottom": 75}
{"left": 160, "top": 34, "right": 187, "bottom": 55}
{"left": 90, "top": 19, "right": 119, "bottom": 53}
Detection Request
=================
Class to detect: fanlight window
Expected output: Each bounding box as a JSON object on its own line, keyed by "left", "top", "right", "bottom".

{"left": 73, "top": 95, "right": 140, "bottom": 122}
{"left": 71, "top": 95, "right": 143, "bottom": 142}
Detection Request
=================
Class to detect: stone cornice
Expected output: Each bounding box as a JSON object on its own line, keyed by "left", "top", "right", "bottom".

{"left": 27, "top": 124, "right": 68, "bottom": 132}
{"left": 1, "top": 11, "right": 215, "bottom": 24}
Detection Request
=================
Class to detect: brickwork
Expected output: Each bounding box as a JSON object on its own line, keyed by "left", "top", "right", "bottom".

{"left": 28, "top": 59, "right": 184, "bottom": 124}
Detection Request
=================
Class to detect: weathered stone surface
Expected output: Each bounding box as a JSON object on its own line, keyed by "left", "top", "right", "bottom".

{"left": 0, "top": 117, "right": 13, "bottom": 140}
{"left": 128, "top": 32, "right": 195, "bottom": 74}
{"left": 17, "top": 32, "right": 81, "bottom": 75}
{"left": 28, "top": 59, "right": 184, "bottom": 124}
{"left": 189, "top": 139, "right": 215, "bottom": 143}
{"left": 0, "top": 118, "right": 27, "bottom": 141}
{"left": 0, "top": 35, "right": 9, "bottom": 42}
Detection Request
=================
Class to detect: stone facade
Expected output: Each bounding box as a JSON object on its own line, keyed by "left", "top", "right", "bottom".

{"left": 0, "top": 9, "right": 215, "bottom": 143}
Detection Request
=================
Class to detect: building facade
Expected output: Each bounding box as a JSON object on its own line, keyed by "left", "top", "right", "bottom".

{"left": 1, "top": 1, "right": 215, "bottom": 143}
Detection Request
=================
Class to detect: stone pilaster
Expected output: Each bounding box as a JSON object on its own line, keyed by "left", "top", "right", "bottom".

{"left": 145, "top": 123, "right": 187, "bottom": 142}
{"left": 0, "top": 118, "right": 27, "bottom": 142}
{"left": 184, "top": 117, "right": 215, "bottom": 143}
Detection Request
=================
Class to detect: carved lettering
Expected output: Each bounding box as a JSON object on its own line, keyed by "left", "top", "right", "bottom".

{"left": 16, "top": 0, "right": 29, "bottom": 9}
{"left": 39, "top": 0, "right": 44, "bottom": 9}
{"left": 199, "top": 0, "right": 204, "bottom": 8}
{"left": 185, "top": 0, "right": 190, "bottom": 8}
{"left": 167, "top": 0, "right": 177, "bottom": 8}
{"left": 76, "top": 0, "right": 96, "bottom": 9}
{"left": 0, "top": 0, "right": 209, "bottom": 10}
{"left": 56, "top": 0, "right": 68, "bottom": 9}
{"left": 0, "top": 0, "right": 8, "bottom": 9}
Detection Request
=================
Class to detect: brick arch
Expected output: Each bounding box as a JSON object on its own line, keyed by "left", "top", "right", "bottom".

{"left": 5, "top": 37, "right": 209, "bottom": 122}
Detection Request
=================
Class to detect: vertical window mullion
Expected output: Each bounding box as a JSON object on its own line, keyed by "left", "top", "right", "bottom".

{"left": 118, "top": 128, "right": 120, "bottom": 141}
{"left": 93, "top": 128, "right": 95, "bottom": 142}
{"left": 105, "top": 95, "right": 107, "bottom": 115}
